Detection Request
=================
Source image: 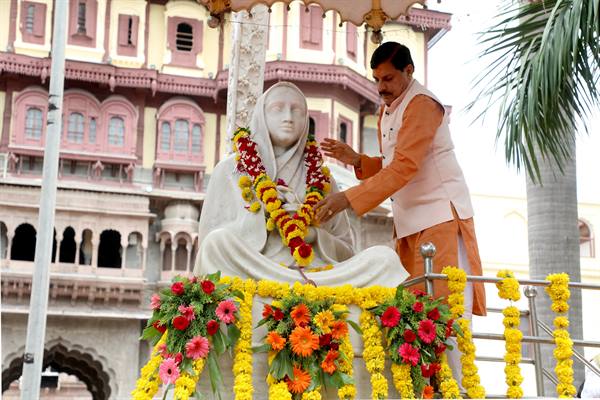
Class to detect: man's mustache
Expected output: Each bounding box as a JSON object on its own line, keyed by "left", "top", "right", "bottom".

{"left": 379, "top": 91, "right": 392, "bottom": 96}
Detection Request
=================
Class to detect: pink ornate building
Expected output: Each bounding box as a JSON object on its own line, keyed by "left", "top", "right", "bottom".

{"left": 0, "top": 1, "right": 450, "bottom": 398}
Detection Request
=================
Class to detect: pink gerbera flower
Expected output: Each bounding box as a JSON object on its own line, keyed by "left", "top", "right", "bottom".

{"left": 185, "top": 335, "right": 210, "bottom": 359}
{"left": 398, "top": 343, "right": 420, "bottom": 366}
{"left": 215, "top": 299, "right": 237, "bottom": 324}
{"left": 158, "top": 357, "right": 180, "bottom": 384}
{"left": 418, "top": 319, "right": 437, "bottom": 344}
{"left": 150, "top": 294, "right": 161, "bottom": 310}
{"left": 178, "top": 304, "right": 196, "bottom": 321}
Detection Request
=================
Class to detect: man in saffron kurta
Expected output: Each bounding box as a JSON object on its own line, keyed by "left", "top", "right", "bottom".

{"left": 315, "top": 42, "right": 486, "bottom": 318}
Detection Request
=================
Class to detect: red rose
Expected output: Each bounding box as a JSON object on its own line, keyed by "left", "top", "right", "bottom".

{"left": 319, "top": 334, "right": 332, "bottom": 347}
{"left": 262, "top": 304, "right": 273, "bottom": 318}
{"left": 445, "top": 319, "right": 454, "bottom": 338}
{"left": 173, "top": 315, "right": 190, "bottom": 330}
{"left": 206, "top": 319, "right": 219, "bottom": 335}
{"left": 201, "top": 280, "right": 215, "bottom": 295}
{"left": 421, "top": 363, "right": 435, "bottom": 378}
{"left": 412, "top": 289, "right": 427, "bottom": 297}
{"left": 152, "top": 321, "right": 166, "bottom": 334}
{"left": 435, "top": 342, "right": 447, "bottom": 355}
{"left": 273, "top": 309, "right": 284, "bottom": 321}
{"left": 431, "top": 363, "right": 441, "bottom": 375}
{"left": 427, "top": 308, "right": 440, "bottom": 321}
{"left": 329, "top": 342, "right": 339, "bottom": 351}
{"left": 412, "top": 302, "right": 424, "bottom": 312}
{"left": 403, "top": 329, "right": 416, "bottom": 343}
{"left": 174, "top": 352, "right": 183, "bottom": 365}
{"left": 171, "top": 282, "right": 185, "bottom": 295}
{"left": 381, "top": 306, "right": 401, "bottom": 328}
{"left": 297, "top": 243, "right": 312, "bottom": 259}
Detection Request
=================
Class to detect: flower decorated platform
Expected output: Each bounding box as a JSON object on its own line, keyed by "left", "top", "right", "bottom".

{"left": 132, "top": 269, "right": 577, "bottom": 399}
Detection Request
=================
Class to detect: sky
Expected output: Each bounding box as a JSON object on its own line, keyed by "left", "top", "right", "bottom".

{"left": 426, "top": 0, "right": 600, "bottom": 204}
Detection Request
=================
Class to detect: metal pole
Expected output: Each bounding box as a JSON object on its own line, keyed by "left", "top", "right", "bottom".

{"left": 20, "top": 2, "right": 67, "bottom": 398}
{"left": 420, "top": 242, "right": 436, "bottom": 296}
{"left": 524, "top": 285, "right": 545, "bottom": 397}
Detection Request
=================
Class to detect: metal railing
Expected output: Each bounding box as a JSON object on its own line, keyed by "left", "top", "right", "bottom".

{"left": 408, "top": 242, "right": 600, "bottom": 397}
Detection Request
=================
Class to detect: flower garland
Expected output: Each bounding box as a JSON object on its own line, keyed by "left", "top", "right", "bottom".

{"left": 337, "top": 328, "right": 357, "bottom": 399}
{"left": 443, "top": 266, "right": 486, "bottom": 399}
{"left": 230, "top": 277, "right": 257, "bottom": 400}
{"left": 545, "top": 273, "right": 576, "bottom": 398}
{"left": 173, "top": 359, "right": 206, "bottom": 400}
{"left": 496, "top": 270, "right": 524, "bottom": 398}
{"left": 390, "top": 363, "right": 414, "bottom": 398}
{"left": 436, "top": 354, "right": 462, "bottom": 399}
{"left": 131, "top": 333, "right": 167, "bottom": 400}
{"left": 359, "top": 310, "right": 388, "bottom": 399}
{"left": 232, "top": 128, "right": 331, "bottom": 267}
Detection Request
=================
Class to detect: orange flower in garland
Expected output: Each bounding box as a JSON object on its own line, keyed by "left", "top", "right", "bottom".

{"left": 232, "top": 128, "right": 330, "bottom": 267}
{"left": 291, "top": 303, "right": 311, "bottom": 326}
{"left": 331, "top": 320, "right": 349, "bottom": 340}
{"left": 422, "top": 385, "right": 435, "bottom": 399}
{"left": 287, "top": 366, "right": 311, "bottom": 394}
{"left": 267, "top": 332, "right": 286, "bottom": 351}
{"left": 321, "top": 349, "right": 339, "bottom": 375}
{"left": 289, "top": 326, "right": 320, "bottom": 357}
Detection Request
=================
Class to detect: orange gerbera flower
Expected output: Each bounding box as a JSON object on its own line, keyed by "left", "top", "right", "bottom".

{"left": 289, "top": 326, "right": 319, "bottom": 357}
{"left": 290, "top": 303, "right": 311, "bottom": 327}
{"left": 266, "top": 331, "right": 286, "bottom": 351}
{"left": 320, "top": 349, "right": 339, "bottom": 375}
{"left": 287, "top": 366, "right": 311, "bottom": 394}
{"left": 422, "top": 385, "right": 434, "bottom": 399}
{"left": 330, "top": 320, "right": 348, "bottom": 339}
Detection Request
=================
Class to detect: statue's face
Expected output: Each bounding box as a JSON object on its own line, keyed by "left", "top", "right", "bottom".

{"left": 264, "top": 86, "right": 307, "bottom": 150}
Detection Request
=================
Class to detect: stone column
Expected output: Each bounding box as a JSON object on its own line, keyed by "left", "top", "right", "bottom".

{"left": 74, "top": 234, "right": 81, "bottom": 266}
{"left": 120, "top": 236, "right": 128, "bottom": 270}
{"left": 225, "top": 4, "right": 269, "bottom": 147}
{"left": 55, "top": 232, "right": 63, "bottom": 264}
{"left": 6, "top": 233, "right": 13, "bottom": 261}
{"left": 171, "top": 243, "right": 176, "bottom": 272}
{"left": 141, "top": 243, "right": 147, "bottom": 271}
{"left": 185, "top": 242, "right": 192, "bottom": 273}
{"left": 91, "top": 238, "right": 99, "bottom": 270}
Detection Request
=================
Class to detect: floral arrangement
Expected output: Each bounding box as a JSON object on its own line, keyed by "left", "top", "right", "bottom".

{"left": 135, "top": 273, "right": 242, "bottom": 399}
{"left": 232, "top": 127, "right": 331, "bottom": 267}
{"left": 360, "top": 310, "right": 389, "bottom": 399}
{"left": 370, "top": 285, "right": 457, "bottom": 398}
{"left": 496, "top": 270, "right": 524, "bottom": 398}
{"left": 254, "top": 294, "right": 356, "bottom": 399}
{"left": 545, "top": 273, "right": 576, "bottom": 398}
{"left": 443, "top": 266, "right": 486, "bottom": 399}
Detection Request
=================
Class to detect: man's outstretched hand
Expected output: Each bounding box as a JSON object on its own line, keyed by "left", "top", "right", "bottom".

{"left": 320, "top": 138, "right": 361, "bottom": 167}
{"left": 314, "top": 192, "right": 351, "bottom": 224}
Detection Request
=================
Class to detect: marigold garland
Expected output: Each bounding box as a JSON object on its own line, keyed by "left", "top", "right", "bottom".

{"left": 443, "top": 266, "right": 486, "bottom": 399}
{"left": 390, "top": 363, "right": 414, "bottom": 399}
{"left": 360, "top": 310, "right": 388, "bottom": 399}
{"left": 232, "top": 128, "right": 331, "bottom": 267}
{"left": 131, "top": 333, "right": 167, "bottom": 400}
{"left": 231, "top": 277, "right": 257, "bottom": 400}
{"left": 173, "top": 359, "right": 205, "bottom": 400}
{"left": 496, "top": 270, "right": 524, "bottom": 398}
{"left": 435, "top": 353, "right": 462, "bottom": 399}
{"left": 546, "top": 273, "right": 576, "bottom": 398}
{"left": 337, "top": 318, "right": 356, "bottom": 399}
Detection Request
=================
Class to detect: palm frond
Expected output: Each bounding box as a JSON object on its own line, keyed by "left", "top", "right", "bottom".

{"left": 468, "top": 0, "right": 600, "bottom": 182}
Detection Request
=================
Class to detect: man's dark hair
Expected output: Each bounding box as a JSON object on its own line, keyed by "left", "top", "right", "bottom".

{"left": 370, "top": 42, "right": 414, "bottom": 71}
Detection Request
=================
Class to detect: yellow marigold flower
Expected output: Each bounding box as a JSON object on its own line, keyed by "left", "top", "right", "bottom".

{"left": 238, "top": 175, "right": 252, "bottom": 188}
{"left": 321, "top": 166, "right": 330, "bottom": 176}
{"left": 249, "top": 201, "right": 262, "bottom": 213}
{"left": 554, "top": 316, "right": 570, "bottom": 328}
{"left": 241, "top": 187, "right": 254, "bottom": 202}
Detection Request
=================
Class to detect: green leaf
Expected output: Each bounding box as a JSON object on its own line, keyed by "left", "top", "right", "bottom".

{"left": 347, "top": 319, "right": 362, "bottom": 335}
{"left": 140, "top": 325, "right": 160, "bottom": 342}
{"left": 255, "top": 317, "right": 270, "bottom": 328}
{"left": 339, "top": 371, "right": 354, "bottom": 385}
{"left": 206, "top": 271, "right": 221, "bottom": 282}
{"left": 251, "top": 343, "right": 272, "bottom": 353}
{"left": 227, "top": 324, "right": 241, "bottom": 346}
{"left": 270, "top": 349, "right": 293, "bottom": 380}
{"left": 207, "top": 351, "right": 223, "bottom": 395}
{"left": 231, "top": 289, "right": 245, "bottom": 301}
{"left": 213, "top": 329, "right": 226, "bottom": 355}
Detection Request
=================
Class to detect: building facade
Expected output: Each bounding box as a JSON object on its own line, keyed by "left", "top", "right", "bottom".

{"left": 0, "top": 1, "right": 450, "bottom": 398}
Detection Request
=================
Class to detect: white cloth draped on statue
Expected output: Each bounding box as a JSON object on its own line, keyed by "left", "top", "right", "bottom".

{"left": 194, "top": 82, "right": 407, "bottom": 288}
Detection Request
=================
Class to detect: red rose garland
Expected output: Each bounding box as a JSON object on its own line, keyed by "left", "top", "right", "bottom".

{"left": 232, "top": 128, "right": 331, "bottom": 267}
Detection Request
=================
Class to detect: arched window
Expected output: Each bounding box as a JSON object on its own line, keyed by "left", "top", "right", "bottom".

{"left": 191, "top": 124, "right": 202, "bottom": 154}
{"left": 25, "top": 107, "right": 43, "bottom": 140}
{"left": 339, "top": 122, "right": 347, "bottom": 144}
{"left": 176, "top": 23, "right": 193, "bottom": 51}
{"left": 89, "top": 117, "right": 97, "bottom": 143}
{"left": 580, "top": 220, "right": 595, "bottom": 258}
{"left": 59, "top": 227, "right": 76, "bottom": 263}
{"left": 173, "top": 119, "right": 189, "bottom": 152}
{"left": 98, "top": 230, "right": 121, "bottom": 268}
{"left": 79, "top": 229, "right": 93, "bottom": 265}
{"left": 11, "top": 223, "right": 37, "bottom": 262}
{"left": 156, "top": 99, "right": 205, "bottom": 164}
{"left": 67, "top": 112, "right": 85, "bottom": 143}
{"left": 108, "top": 116, "right": 125, "bottom": 146}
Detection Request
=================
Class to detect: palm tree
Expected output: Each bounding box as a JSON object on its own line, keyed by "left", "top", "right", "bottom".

{"left": 471, "top": 0, "right": 599, "bottom": 395}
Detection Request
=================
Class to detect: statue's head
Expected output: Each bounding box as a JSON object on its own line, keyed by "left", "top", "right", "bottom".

{"left": 263, "top": 84, "right": 307, "bottom": 151}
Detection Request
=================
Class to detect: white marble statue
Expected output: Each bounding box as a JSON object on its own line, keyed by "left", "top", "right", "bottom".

{"left": 194, "top": 82, "right": 407, "bottom": 287}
